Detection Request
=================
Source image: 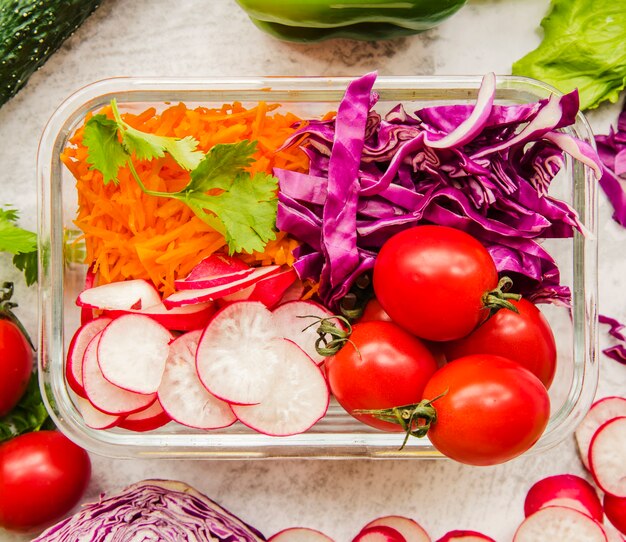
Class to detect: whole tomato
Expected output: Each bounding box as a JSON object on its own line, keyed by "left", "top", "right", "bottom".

{"left": 0, "top": 317, "right": 33, "bottom": 416}
{"left": 442, "top": 298, "right": 557, "bottom": 388}
{"left": 0, "top": 431, "right": 91, "bottom": 531}
{"left": 421, "top": 355, "right": 550, "bottom": 466}
{"left": 325, "top": 321, "right": 438, "bottom": 431}
{"left": 373, "top": 225, "right": 512, "bottom": 342}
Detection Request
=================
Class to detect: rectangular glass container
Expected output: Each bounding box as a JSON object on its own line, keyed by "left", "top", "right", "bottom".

{"left": 37, "top": 75, "right": 599, "bottom": 459}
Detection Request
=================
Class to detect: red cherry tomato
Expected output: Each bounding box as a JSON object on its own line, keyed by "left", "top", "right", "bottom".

{"left": 422, "top": 355, "right": 550, "bottom": 466}
{"left": 325, "top": 321, "right": 438, "bottom": 431}
{"left": 0, "top": 318, "right": 33, "bottom": 417}
{"left": 442, "top": 298, "right": 557, "bottom": 388}
{"left": 373, "top": 225, "right": 500, "bottom": 341}
{"left": 0, "top": 431, "right": 91, "bottom": 531}
{"left": 359, "top": 298, "right": 393, "bottom": 323}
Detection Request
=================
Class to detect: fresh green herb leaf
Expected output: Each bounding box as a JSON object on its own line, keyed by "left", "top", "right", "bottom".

{"left": 12, "top": 252, "right": 38, "bottom": 286}
{"left": 83, "top": 114, "right": 128, "bottom": 185}
{"left": 0, "top": 207, "right": 38, "bottom": 285}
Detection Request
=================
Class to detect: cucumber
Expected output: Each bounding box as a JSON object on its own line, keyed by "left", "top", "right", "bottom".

{"left": 0, "top": 0, "right": 101, "bottom": 107}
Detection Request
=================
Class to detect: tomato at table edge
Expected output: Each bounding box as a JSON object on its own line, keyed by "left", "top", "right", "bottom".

{"left": 441, "top": 297, "right": 557, "bottom": 389}
{"left": 372, "top": 225, "right": 504, "bottom": 342}
{"left": 324, "top": 320, "right": 439, "bottom": 432}
{"left": 0, "top": 430, "right": 91, "bottom": 532}
{"left": 421, "top": 354, "right": 550, "bottom": 466}
{"left": 0, "top": 316, "right": 33, "bottom": 417}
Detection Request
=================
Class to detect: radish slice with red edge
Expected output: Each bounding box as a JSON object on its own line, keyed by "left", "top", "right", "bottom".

{"left": 175, "top": 268, "right": 256, "bottom": 290}
{"left": 80, "top": 264, "right": 97, "bottom": 325}
{"left": 118, "top": 399, "right": 171, "bottom": 432}
{"left": 104, "top": 301, "right": 215, "bottom": 332}
{"left": 196, "top": 301, "right": 279, "bottom": 405}
{"left": 82, "top": 332, "right": 157, "bottom": 415}
{"left": 277, "top": 279, "right": 306, "bottom": 305}
{"left": 576, "top": 397, "right": 626, "bottom": 469}
{"left": 436, "top": 531, "right": 495, "bottom": 542}
{"left": 75, "top": 396, "right": 121, "bottom": 429}
{"left": 97, "top": 314, "right": 172, "bottom": 395}
{"left": 513, "top": 506, "right": 608, "bottom": 542}
{"left": 232, "top": 339, "right": 329, "bottom": 436}
{"left": 268, "top": 527, "right": 335, "bottom": 542}
{"left": 158, "top": 330, "right": 236, "bottom": 430}
{"left": 363, "top": 516, "right": 431, "bottom": 542}
{"left": 247, "top": 268, "right": 298, "bottom": 308}
{"left": 77, "top": 279, "right": 161, "bottom": 311}
{"left": 524, "top": 474, "right": 603, "bottom": 522}
{"left": 604, "top": 493, "right": 626, "bottom": 536}
{"left": 185, "top": 253, "right": 250, "bottom": 281}
{"left": 589, "top": 416, "right": 626, "bottom": 497}
{"left": 66, "top": 317, "right": 112, "bottom": 398}
{"left": 353, "top": 526, "right": 407, "bottom": 542}
{"left": 272, "top": 300, "right": 336, "bottom": 365}
{"left": 164, "top": 266, "right": 281, "bottom": 307}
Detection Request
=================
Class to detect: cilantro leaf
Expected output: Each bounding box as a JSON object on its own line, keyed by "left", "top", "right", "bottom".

{"left": 123, "top": 127, "right": 203, "bottom": 171}
{"left": 83, "top": 114, "right": 128, "bottom": 185}
{"left": 0, "top": 207, "right": 38, "bottom": 285}
{"left": 13, "top": 252, "right": 38, "bottom": 286}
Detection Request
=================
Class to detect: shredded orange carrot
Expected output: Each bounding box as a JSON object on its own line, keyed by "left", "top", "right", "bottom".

{"left": 62, "top": 101, "right": 309, "bottom": 296}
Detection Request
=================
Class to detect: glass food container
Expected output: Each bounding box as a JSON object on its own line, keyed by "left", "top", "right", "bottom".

{"left": 37, "top": 75, "right": 599, "bottom": 459}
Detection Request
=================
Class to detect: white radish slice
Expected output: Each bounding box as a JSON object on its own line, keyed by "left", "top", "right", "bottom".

{"left": 523, "top": 474, "right": 603, "bottom": 522}
{"left": 97, "top": 314, "right": 172, "bottom": 395}
{"left": 353, "top": 526, "right": 407, "bottom": 542}
{"left": 247, "top": 268, "right": 298, "bottom": 308}
{"left": 158, "top": 331, "right": 236, "bottom": 430}
{"left": 363, "top": 516, "right": 431, "bottom": 542}
{"left": 77, "top": 279, "right": 161, "bottom": 311}
{"left": 277, "top": 279, "right": 306, "bottom": 305}
{"left": 232, "top": 339, "right": 329, "bottom": 436}
{"left": 75, "top": 396, "right": 121, "bottom": 429}
{"left": 118, "top": 399, "right": 171, "bottom": 432}
{"left": 66, "top": 317, "right": 112, "bottom": 397}
{"left": 82, "top": 332, "right": 157, "bottom": 415}
{"left": 268, "top": 527, "right": 335, "bottom": 542}
{"left": 576, "top": 397, "right": 626, "bottom": 469}
{"left": 513, "top": 506, "right": 608, "bottom": 542}
{"left": 104, "top": 301, "right": 215, "bottom": 332}
{"left": 175, "top": 268, "right": 256, "bottom": 290}
{"left": 185, "top": 253, "right": 250, "bottom": 280}
{"left": 589, "top": 416, "right": 626, "bottom": 497}
{"left": 196, "top": 301, "right": 279, "bottom": 405}
{"left": 164, "top": 266, "right": 281, "bottom": 307}
{"left": 436, "top": 531, "right": 495, "bottom": 542}
{"left": 272, "top": 301, "right": 336, "bottom": 365}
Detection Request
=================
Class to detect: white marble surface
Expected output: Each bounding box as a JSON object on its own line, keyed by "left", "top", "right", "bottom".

{"left": 1, "top": 1, "right": 625, "bottom": 540}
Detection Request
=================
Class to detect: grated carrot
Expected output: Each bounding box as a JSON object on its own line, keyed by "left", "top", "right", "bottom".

{"left": 62, "top": 101, "right": 308, "bottom": 296}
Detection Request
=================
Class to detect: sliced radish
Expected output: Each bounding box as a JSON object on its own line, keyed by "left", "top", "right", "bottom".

{"left": 513, "top": 506, "right": 608, "bottom": 542}
{"left": 363, "top": 516, "right": 431, "bottom": 542}
{"left": 232, "top": 339, "right": 329, "bottom": 436}
{"left": 436, "top": 531, "right": 495, "bottom": 542}
{"left": 175, "top": 268, "right": 256, "bottom": 290}
{"left": 66, "top": 317, "right": 113, "bottom": 397}
{"left": 158, "top": 331, "right": 236, "bottom": 430}
{"left": 82, "top": 332, "right": 157, "bottom": 415}
{"left": 196, "top": 302, "right": 279, "bottom": 405}
{"left": 104, "top": 301, "right": 215, "bottom": 332}
{"left": 164, "top": 266, "right": 281, "bottom": 308}
{"left": 524, "top": 474, "right": 603, "bottom": 522}
{"left": 353, "top": 526, "right": 407, "bottom": 542}
{"left": 77, "top": 279, "right": 162, "bottom": 311}
{"left": 118, "top": 399, "right": 171, "bottom": 432}
{"left": 185, "top": 253, "right": 250, "bottom": 280}
{"left": 97, "top": 314, "right": 172, "bottom": 395}
{"left": 247, "top": 268, "right": 298, "bottom": 308}
{"left": 604, "top": 493, "right": 626, "bottom": 536}
{"left": 268, "top": 527, "right": 335, "bottom": 542}
{"left": 589, "top": 416, "right": 626, "bottom": 497}
{"left": 272, "top": 301, "right": 336, "bottom": 365}
{"left": 575, "top": 397, "right": 626, "bottom": 469}
{"left": 276, "top": 279, "right": 306, "bottom": 305}
{"left": 80, "top": 264, "right": 97, "bottom": 325}
{"left": 75, "top": 396, "right": 121, "bottom": 429}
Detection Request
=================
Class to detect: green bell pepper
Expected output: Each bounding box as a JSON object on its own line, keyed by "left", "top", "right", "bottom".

{"left": 234, "top": 0, "right": 468, "bottom": 42}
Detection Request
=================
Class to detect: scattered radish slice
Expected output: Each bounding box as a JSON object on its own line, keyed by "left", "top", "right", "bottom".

{"left": 513, "top": 506, "right": 608, "bottom": 542}
{"left": 75, "top": 396, "right": 121, "bottom": 430}
{"left": 589, "top": 416, "right": 626, "bottom": 497}
{"left": 97, "top": 314, "right": 172, "bottom": 395}
{"left": 353, "top": 526, "right": 407, "bottom": 542}
{"left": 436, "top": 531, "right": 495, "bottom": 542}
{"left": 104, "top": 301, "right": 215, "bottom": 332}
{"left": 196, "top": 301, "right": 279, "bottom": 405}
{"left": 184, "top": 253, "right": 250, "bottom": 280}
{"left": 247, "top": 268, "right": 298, "bottom": 308}
{"left": 82, "top": 332, "right": 157, "bottom": 415}
{"left": 66, "top": 317, "right": 112, "bottom": 398}
{"left": 77, "top": 279, "right": 161, "bottom": 311}
{"left": 232, "top": 339, "right": 329, "bottom": 436}
{"left": 575, "top": 396, "right": 626, "bottom": 469}
{"left": 80, "top": 264, "right": 97, "bottom": 324}
{"left": 158, "top": 331, "right": 236, "bottom": 430}
{"left": 604, "top": 493, "right": 626, "bottom": 536}
{"left": 268, "top": 527, "right": 336, "bottom": 542}
{"left": 524, "top": 474, "right": 603, "bottom": 522}
{"left": 272, "top": 301, "right": 336, "bottom": 365}
{"left": 175, "top": 268, "right": 256, "bottom": 291}
{"left": 118, "top": 399, "right": 171, "bottom": 432}
{"left": 363, "top": 516, "right": 431, "bottom": 542}
{"left": 277, "top": 279, "right": 306, "bottom": 305}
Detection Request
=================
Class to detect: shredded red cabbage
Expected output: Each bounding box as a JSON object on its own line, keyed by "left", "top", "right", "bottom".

{"left": 599, "top": 314, "right": 626, "bottom": 365}
{"left": 275, "top": 73, "right": 601, "bottom": 310}
{"left": 33, "top": 479, "right": 265, "bottom": 542}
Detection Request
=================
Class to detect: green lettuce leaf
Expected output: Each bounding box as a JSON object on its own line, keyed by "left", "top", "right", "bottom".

{"left": 512, "top": 0, "right": 626, "bottom": 110}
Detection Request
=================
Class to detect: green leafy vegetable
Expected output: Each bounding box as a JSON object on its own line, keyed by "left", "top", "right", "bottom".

{"left": 82, "top": 102, "right": 278, "bottom": 254}
{"left": 512, "top": 0, "right": 626, "bottom": 110}
{"left": 0, "top": 207, "right": 38, "bottom": 285}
